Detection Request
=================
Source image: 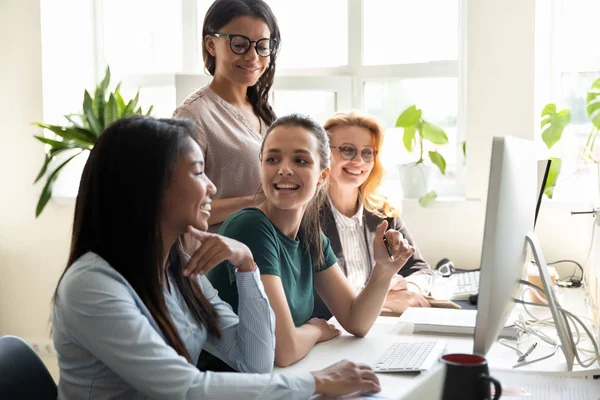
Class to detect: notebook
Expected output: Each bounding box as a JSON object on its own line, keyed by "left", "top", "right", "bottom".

{"left": 397, "top": 308, "right": 518, "bottom": 339}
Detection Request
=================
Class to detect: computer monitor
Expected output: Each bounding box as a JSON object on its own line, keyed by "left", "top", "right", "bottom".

{"left": 473, "top": 138, "right": 574, "bottom": 370}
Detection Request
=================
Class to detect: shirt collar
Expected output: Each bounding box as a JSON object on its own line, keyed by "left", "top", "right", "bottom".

{"left": 329, "top": 196, "right": 364, "bottom": 229}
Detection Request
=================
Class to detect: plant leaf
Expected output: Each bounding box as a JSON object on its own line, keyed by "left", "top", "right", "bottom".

{"left": 34, "top": 153, "right": 51, "bottom": 183}
{"left": 83, "top": 90, "right": 102, "bottom": 136}
{"left": 543, "top": 157, "right": 562, "bottom": 199}
{"left": 421, "top": 122, "right": 448, "bottom": 145}
{"left": 35, "top": 151, "right": 82, "bottom": 217}
{"left": 34, "top": 135, "right": 78, "bottom": 149}
{"left": 418, "top": 190, "right": 437, "bottom": 207}
{"left": 123, "top": 90, "right": 140, "bottom": 116}
{"left": 396, "top": 105, "right": 422, "bottom": 128}
{"left": 93, "top": 68, "right": 111, "bottom": 128}
{"left": 34, "top": 123, "right": 95, "bottom": 145}
{"left": 586, "top": 78, "right": 600, "bottom": 130}
{"left": 64, "top": 114, "right": 85, "bottom": 128}
{"left": 99, "top": 66, "right": 111, "bottom": 92}
{"left": 461, "top": 140, "right": 466, "bottom": 159}
{"left": 428, "top": 151, "right": 447, "bottom": 175}
{"left": 541, "top": 103, "right": 570, "bottom": 149}
{"left": 104, "top": 94, "right": 118, "bottom": 127}
{"left": 403, "top": 126, "right": 416, "bottom": 152}
{"left": 145, "top": 105, "right": 154, "bottom": 116}
{"left": 114, "top": 84, "right": 127, "bottom": 117}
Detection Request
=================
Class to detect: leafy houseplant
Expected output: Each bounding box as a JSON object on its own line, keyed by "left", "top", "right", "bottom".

{"left": 540, "top": 103, "right": 570, "bottom": 198}
{"left": 540, "top": 77, "right": 600, "bottom": 199}
{"left": 395, "top": 105, "right": 449, "bottom": 206}
{"left": 584, "top": 78, "right": 600, "bottom": 195}
{"left": 584, "top": 78, "right": 600, "bottom": 164}
{"left": 33, "top": 67, "right": 153, "bottom": 217}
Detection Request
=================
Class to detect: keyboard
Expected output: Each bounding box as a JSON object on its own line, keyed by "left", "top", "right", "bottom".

{"left": 448, "top": 270, "right": 480, "bottom": 301}
{"left": 372, "top": 341, "right": 447, "bottom": 373}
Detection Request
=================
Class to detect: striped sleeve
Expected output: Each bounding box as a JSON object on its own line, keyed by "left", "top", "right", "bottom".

{"left": 200, "top": 269, "right": 276, "bottom": 373}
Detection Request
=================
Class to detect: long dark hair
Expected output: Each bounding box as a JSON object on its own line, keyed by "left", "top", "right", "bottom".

{"left": 260, "top": 114, "right": 331, "bottom": 268}
{"left": 202, "top": 0, "right": 280, "bottom": 125}
{"left": 53, "top": 116, "right": 220, "bottom": 362}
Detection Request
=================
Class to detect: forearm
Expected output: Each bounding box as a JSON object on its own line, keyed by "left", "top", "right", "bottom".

{"left": 208, "top": 195, "right": 262, "bottom": 225}
{"left": 343, "top": 265, "right": 394, "bottom": 337}
{"left": 205, "top": 270, "right": 275, "bottom": 373}
{"left": 275, "top": 324, "right": 322, "bottom": 368}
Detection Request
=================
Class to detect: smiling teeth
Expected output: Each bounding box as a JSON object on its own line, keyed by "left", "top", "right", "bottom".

{"left": 345, "top": 169, "right": 361, "bottom": 175}
{"left": 199, "top": 203, "right": 211, "bottom": 211}
{"left": 275, "top": 183, "right": 299, "bottom": 189}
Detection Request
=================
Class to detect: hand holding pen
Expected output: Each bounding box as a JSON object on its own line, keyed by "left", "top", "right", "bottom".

{"left": 374, "top": 220, "right": 415, "bottom": 271}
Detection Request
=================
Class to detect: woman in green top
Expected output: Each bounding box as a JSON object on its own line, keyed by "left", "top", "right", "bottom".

{"left": 206, "top": 114, "right": 416, "bottom": 367}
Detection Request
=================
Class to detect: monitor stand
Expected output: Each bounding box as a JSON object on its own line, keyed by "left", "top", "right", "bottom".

{"left": 525, "top": 232, "right": 575, "bottom": 371}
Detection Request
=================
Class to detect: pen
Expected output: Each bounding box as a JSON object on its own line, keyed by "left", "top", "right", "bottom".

{"left": 382, "top": 235, "right": 394, "bottom": 261}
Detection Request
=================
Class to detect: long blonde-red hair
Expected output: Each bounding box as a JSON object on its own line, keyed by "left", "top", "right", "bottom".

{"left": 324, "top": 111, "right": 400, "bottom": 218}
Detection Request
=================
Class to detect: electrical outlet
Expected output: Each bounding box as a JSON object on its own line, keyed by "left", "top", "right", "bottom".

{"left": 26, "top": 338, "right": 56, "bottom": 357}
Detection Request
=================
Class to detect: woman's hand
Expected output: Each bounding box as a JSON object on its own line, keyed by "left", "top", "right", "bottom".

{"left": 307, "top": 318, "right": 341, "bottom": 343}
{"left": 311, "top": 360, "right": 381, "bottom": 397}
{"left": 184, "top": 225, "right": 254, "bottom": 278}
{"left": 373, "top": 220, "right": 415, "bottom": 275}
{"left": 388, "top": 274, "right": 408, "bottom": 291}
{"left": 382, "top": 290, "right": 432, "bottom": 314}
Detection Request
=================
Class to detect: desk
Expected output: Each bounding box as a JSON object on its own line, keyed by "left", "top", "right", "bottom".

{"left": 274, "top": 286, "right": 598, "bottom": 399}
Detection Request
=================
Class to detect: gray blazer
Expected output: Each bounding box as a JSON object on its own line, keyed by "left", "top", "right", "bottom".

{"left": 312, "top": 201, "right": 430, "bottom": 319}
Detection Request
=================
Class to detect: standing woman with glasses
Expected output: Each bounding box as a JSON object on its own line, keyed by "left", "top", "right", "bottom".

{"left": 173, "top": 0, "right": 280, "bottom": 233}
{"left": 312, "top": 111, "right": 432, "bottom": 320}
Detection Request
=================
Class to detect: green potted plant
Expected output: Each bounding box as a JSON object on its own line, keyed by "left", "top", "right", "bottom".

{"left": 540, "top": 103, "right": 570, "bottom": 198}
{"left": 583, "top": 77, "right": 600, "bottom": 194}
{"left": 33, "top": 67, "right": 153, "bottom": 217}
{"left": 395, "top": 105, "right": 449, "bottom": 206}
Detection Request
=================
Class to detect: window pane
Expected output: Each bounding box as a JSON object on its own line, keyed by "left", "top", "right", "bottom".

{"left": 364, "top": 78, "right": 461, "bottom": 196}
{"left": 557, "top": 0, "right": 600, "bottom": 71}
{"left": 40, "top": 0, "right": 95, "bottom": 122}
{"left": 363, "top": 0, "right": 459, "bottom": 65}
{"left": 272, "top": 91, "right": 336, "bottom": 124}
{"left": 103, "top": 0, "right": 182, "bottom": 75}
{"left": 266, "top": 0, "right": 347, "bottom": 68}
{"left": 198, "top": 1, "right": 348, "bottom": 69}
{"left": 120, "top": 86, "right": 177, "bottom": 118}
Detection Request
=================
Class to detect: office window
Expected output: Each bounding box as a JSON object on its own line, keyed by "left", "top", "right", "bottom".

{"left": 40, "top": 0, "right": 463, "bottom": 200}
{"left": 537, "top": 0, "right": 600, "bottom": 201}
{"left": 102, "top": 0, "right": 182, "bottom": 76}
{"left": 363, "top": 0, "right": 459, "bottom": 65}
{"left": 272, "top": 91, "right": 337, "bottom": 124}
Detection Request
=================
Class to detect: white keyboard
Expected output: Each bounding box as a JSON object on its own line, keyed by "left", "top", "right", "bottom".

{"left": 372, "top": 341, "right": 447, "bottom": 373}
{"left": 449, "top": 270, "right": 480, "bottom": 301}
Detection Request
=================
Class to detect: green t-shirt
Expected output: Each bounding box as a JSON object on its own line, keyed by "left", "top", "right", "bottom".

{"left": 206, "top": 208, "right": 337, "bottom": 327}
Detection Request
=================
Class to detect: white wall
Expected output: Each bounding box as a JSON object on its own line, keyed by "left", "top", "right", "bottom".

{"left": 0, "top": 0, "right": 71, "bottom": 381}
{"left": 0, "top": 0, "right": 596, "bottom": 386}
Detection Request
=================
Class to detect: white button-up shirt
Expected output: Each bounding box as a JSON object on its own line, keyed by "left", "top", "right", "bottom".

{"left": 329, "top": 198, "right": 372, "bottom": 291}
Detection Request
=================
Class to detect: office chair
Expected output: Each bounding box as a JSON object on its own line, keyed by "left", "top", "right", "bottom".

{"left": 0, "top": 335, "right": 58, "bottom": 399}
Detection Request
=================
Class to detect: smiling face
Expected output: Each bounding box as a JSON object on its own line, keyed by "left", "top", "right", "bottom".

{"left": 205, "top": 16, "right": 271, "bottom": 88}
{"left": 329, "top": 125, "right": 376, "bottom": 189}
{"left": 261, "top": 125, "right": 329, "bottom": 211}
{"left": 162, "top": 138, "right": 216, "bottom": 233}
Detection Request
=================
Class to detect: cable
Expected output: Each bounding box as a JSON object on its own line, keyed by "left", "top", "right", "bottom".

{"left": 512, "top": 284, "right": 600, "bottom": 368}
{"left": 548, "top": 259, "right": 584, "bottom": 286}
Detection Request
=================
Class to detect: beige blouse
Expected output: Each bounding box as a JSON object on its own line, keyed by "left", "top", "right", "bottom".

{"left": 173, "top": 86, "right": 267, "bottom": 231}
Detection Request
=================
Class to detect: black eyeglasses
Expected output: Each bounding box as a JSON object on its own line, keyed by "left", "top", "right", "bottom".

{"left": 330, "top": 145, "right": 378, "bottom": 163}
{"left": 212, "top": 33, "right": 276, "bottom": 57}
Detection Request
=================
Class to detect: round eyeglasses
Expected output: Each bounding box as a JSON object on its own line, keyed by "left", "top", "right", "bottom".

{"left": 212, "top": 33, "right": 276, "bottom": 57}
{"left": 330, "top": 145, "right": 378, "bottom": 163}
